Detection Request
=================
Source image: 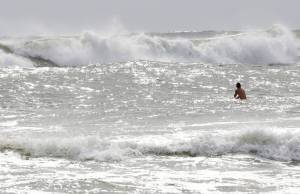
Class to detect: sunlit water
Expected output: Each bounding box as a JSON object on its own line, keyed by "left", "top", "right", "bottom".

{"left": 0, "top": 60, "right": 299, "bottom": 193}
{"left": 0, "top": 25, "right": 300, "bottom": 193}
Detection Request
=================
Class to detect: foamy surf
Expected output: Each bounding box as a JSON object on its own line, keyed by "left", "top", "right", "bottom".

{"left": 1, "top": 128, "right": 300, "bottom": 162}
{"left": 0, "top": 24, "right": 298, "bottom": 67}
{"left": 0, "top": 24, "right": 300, "bottom": 194}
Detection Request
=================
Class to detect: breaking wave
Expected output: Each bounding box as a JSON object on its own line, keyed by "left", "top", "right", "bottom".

{"left": 0, "top": 49, "right": 34, "bottom": 68}
{"left": 0, "top": 24, "right": 298, "bottom": 67}
{"left": 1, "top": 129, "right": 300, "bottom": 162}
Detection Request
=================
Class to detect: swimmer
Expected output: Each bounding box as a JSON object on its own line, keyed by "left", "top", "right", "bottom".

{"left": 234, "top": 82, "right": 246, "bottom": 100}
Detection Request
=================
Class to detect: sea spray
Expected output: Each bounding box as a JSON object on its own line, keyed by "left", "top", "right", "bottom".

{"left": 0, "top": 24, "right": 298, "bottom": 67}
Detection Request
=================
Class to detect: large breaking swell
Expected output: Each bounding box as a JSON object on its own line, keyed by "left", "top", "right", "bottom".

{"left": 0, "top": 24, "right": 298, "bottom": 67}
{"left": 1, "top": 129, "right": 300, "bottom": 162}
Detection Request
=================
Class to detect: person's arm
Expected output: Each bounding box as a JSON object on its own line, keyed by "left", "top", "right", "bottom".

{"left": 234, "top": 90, "right": 239, "bottom": 99}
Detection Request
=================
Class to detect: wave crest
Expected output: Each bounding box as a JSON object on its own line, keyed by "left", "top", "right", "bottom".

{"left": 0, "top": 24, "right": 298, "bottom": 67}
{"left": 1, "top": 129, "right": 300, "bottom": 162}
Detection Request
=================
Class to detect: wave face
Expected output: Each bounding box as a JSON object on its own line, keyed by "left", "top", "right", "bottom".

{"left": 1, "top": 129, "right": 300, "bottom": 162}
{"left": 0, "top": 50, "right": 34, "bottom": 67}
{"left": 0, "top": 24, "right": 299, "bottom": 67}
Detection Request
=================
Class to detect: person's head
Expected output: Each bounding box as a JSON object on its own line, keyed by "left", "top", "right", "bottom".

{"left": 236, "top": 82, "right": 241, "bottom": 88}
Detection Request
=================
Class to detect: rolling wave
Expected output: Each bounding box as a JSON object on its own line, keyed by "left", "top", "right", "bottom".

{"left": 1, "top": 129, "right": 300, "bottom": 162}
{"left": 0, "top": 24, "right": 298, "bottom": 67}
{"left": 0, "top": 42, "right": 58, "bottom": 67}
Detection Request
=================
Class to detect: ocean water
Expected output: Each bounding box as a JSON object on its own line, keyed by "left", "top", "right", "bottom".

{"left": 0, "top": 25, "right": 300, "bottom": 193}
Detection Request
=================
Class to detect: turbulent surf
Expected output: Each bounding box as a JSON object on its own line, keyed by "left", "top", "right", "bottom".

{"left": 0, "top": 24, "right": 298, "bottom": 67}
{"left": 0, "top": 24, "right": 300, "bottom": 193}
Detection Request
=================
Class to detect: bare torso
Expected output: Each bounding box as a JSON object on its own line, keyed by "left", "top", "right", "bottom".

{"left": 234, "top": 88, "right": 246, "bottom": 99}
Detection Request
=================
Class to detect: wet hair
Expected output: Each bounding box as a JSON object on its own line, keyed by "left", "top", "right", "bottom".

{"left": 236, "top": 82, "right": 241, "bottom": 88}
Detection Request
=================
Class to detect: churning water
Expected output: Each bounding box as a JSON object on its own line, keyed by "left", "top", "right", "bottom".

{"left": 0, "top": 25, "right": 300, "bottom": 193}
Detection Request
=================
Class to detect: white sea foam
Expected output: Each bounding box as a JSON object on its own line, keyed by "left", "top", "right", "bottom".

{"left": 0, "top": 24, "right": 297, "bottom": 67}
{"left": 137, "top": 129, "right": 300, "bottom": 161}
{"left": 0, "top": 50, "right": 34, "bottom": 67}
{"left": 1, "top": 129, "right": 300, "bottom": 162}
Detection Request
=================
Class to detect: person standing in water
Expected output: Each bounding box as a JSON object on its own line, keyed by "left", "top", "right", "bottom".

{"left": 234, "top": 82, "right": 246, "bottom": 99}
